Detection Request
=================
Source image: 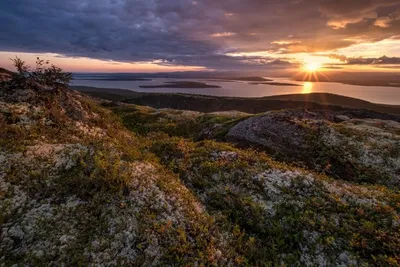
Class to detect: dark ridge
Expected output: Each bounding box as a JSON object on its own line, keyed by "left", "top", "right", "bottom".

{"left": 0, "top": 68, "right": 17, "bottom": 76}
{"left": 123, "top": 93, "right": 400, "bottom": 121}
{"left": 265, "top": 93, "right": 400, "bottom": 115}
{"left": 70, "top": 86, "right": 142, "bottom": 101}
{"left": 71, "top": 86, "right": 400, "bottom": 117}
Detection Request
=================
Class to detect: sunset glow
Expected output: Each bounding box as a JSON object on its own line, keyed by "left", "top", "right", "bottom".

{"left": 0, "top": 1, "right": 400, "bottom": 73}
{"left": 303, "top": 62, "right": 322, "bottom": 72}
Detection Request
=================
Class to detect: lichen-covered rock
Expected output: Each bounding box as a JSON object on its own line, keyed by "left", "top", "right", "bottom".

{"left": 227, "top": 109, "right": 400, "bottom": 188}
{"left": 149, "top": 138, "right": 399, "bottom": 266}
{"left": 0, "top": 81, "right": 232, "bottom": 266}
{"left": 1, "top": 79, "right": 400, "bottom": 266}
{"left": 227, "top": 110, "right": 316, "bottom": 155}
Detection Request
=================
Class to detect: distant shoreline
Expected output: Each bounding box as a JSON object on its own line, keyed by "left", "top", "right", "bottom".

{"left": 70, "top": 85, "right": 400, "bottom": 116}
{"left": 73, "top": 73, "right": 400, "bottom": 88}
{"left": 293, "top": 76, "right": 400, "bottom": 88}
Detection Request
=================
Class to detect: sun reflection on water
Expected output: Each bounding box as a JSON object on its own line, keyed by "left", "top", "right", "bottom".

{"left": 302, "top": 82, "right": 313, "bottom": 94}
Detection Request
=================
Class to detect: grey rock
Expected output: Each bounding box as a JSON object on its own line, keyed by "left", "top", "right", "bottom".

{"left": 335, "top": 115, "right": 350, "bottom": 122}
{"left": 227, "top": 110, "right": 318, "bottom": 156}
{"left": 339, "top": 252, "right": 350, "bottom": 263}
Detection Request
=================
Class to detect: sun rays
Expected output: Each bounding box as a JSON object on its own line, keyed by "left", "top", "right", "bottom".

{"left": 297, "top": 59, "right": 331, "bottom": 86}
{"left": 303, "top": 62, "right": 322, "bottom": 72}
{"left": 296, "top": 62, "right": 333, "bottom": 112}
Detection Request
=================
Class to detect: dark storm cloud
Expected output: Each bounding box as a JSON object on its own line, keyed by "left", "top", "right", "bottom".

{"left": 0, "top": 0, "right": 217, "bottom": 61}
{"left": 1, "top": 0, "right": 400, "bottom": 70}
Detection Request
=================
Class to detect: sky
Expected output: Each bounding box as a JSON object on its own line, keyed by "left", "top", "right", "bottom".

{"left": 1, "top": 0, "right": 400, "bottom": 73}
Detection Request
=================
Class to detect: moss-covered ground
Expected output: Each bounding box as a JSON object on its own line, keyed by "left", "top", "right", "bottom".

{"left": 1, "top": 88, "right": 399, "bottom": 266}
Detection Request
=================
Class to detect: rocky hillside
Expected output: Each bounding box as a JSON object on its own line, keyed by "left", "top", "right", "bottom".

{"left": 1, "top": 71, "right": 400, "bottom": 266}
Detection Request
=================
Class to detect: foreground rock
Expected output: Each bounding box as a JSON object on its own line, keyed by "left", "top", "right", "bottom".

{"left": 0, "top": 80, "right": 230, "bottom": 266}
{"left": 227, "top": 109, "right": 400, "bottom": 188}
{"left": 1, "top": 72, "right": 400, "bottom": 266}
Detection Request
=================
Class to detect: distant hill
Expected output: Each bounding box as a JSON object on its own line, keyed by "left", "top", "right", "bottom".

{"left": 264, "top": 93, "right": 400, "bottom": 115}
{"left": 0, "top": 67, "right": 16, "bottom": 76}
{"left": 0, "top": 68, "right": 16, "bottom": 82}
{"left": 71, "top": 86, "right": 400, "bottom": 116}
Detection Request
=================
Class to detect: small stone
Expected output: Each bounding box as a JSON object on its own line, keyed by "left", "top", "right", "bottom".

{"left": 339, "top": 252, "right": 350, "bottom": 263}
{"left": 33, "top": 250, "right": 44, "bottom": 258}
{"left": 334, "top": 115, "right": 350, "bottom": 122}
{"left": 214, "top": 250, "right": 222, "bottom": 260}
{"left": 91, "top": 240, "right": 100, "bottom": 249}
{"left": 45, "top": 119, "right": 55, "bottom": 126}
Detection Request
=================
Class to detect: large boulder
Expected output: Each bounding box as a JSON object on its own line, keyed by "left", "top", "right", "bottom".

{"left": 227, "top": 110, "right": 323, "bottom": 156}
{"left": 227, "top": 109, "right": 400, "bottom": 188}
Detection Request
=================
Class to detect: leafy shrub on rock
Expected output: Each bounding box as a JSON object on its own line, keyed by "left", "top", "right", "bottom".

{"left": 7, "top": 57, "right": 72, "bottom": 90}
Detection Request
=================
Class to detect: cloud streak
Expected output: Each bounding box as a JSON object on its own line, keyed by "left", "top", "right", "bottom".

{"left": 329, "top": 54, "right": 400, "bottom": 65}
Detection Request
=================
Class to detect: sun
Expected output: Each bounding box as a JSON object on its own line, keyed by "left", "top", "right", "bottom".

{"left": 303, "top": 62, "right": 322, "bottom": 72}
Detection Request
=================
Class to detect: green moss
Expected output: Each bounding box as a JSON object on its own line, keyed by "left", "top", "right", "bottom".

{"left": 106, "top": 103, "right": 249, "bottom": 141}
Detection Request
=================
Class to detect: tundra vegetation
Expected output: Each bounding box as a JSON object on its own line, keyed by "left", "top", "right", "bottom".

{"left": 0, "top": 59, "right": 399, "bottom": 266}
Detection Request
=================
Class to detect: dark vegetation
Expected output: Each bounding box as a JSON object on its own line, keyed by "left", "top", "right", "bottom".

{"left": 8, "top": 57, "right": 72, "bottom": 89}
{"left": 72, "top": 85, "right": 400, "bottom": 116}
{"left": 71, "top": 85, "right": 142, "bottom": 101}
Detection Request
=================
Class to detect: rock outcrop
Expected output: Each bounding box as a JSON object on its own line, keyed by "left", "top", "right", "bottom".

{"left": 1, "top": 72, "right": 399, "bottom": 266}
{"left": 227, "top": 109, "right": 400, "bottom": 188}
{"left": 0, "top": 79, "right": 229, "bottom": 266}
{"left": 227, "top": 110, "right": 400, "bottom": 188}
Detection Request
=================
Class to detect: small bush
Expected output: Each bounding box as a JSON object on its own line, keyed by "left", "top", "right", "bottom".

{"left": 10, "top": 56, "right": 72, "bottom": 89}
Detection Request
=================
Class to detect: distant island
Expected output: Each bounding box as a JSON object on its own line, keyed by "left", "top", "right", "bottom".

{"left": 249, "top": 82, "right": 301, "bottom": 86}
{"left": 74, "top": 77, "right": 152, "bottom": 81}
{"left": 204, "top": 79, "right": 236, "bottom": 83}
{"left": 221, "top": 77, "right": 273, "bottom": 82}
{"left": 139, "top": 81, "right": 221, "bottom": 88}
